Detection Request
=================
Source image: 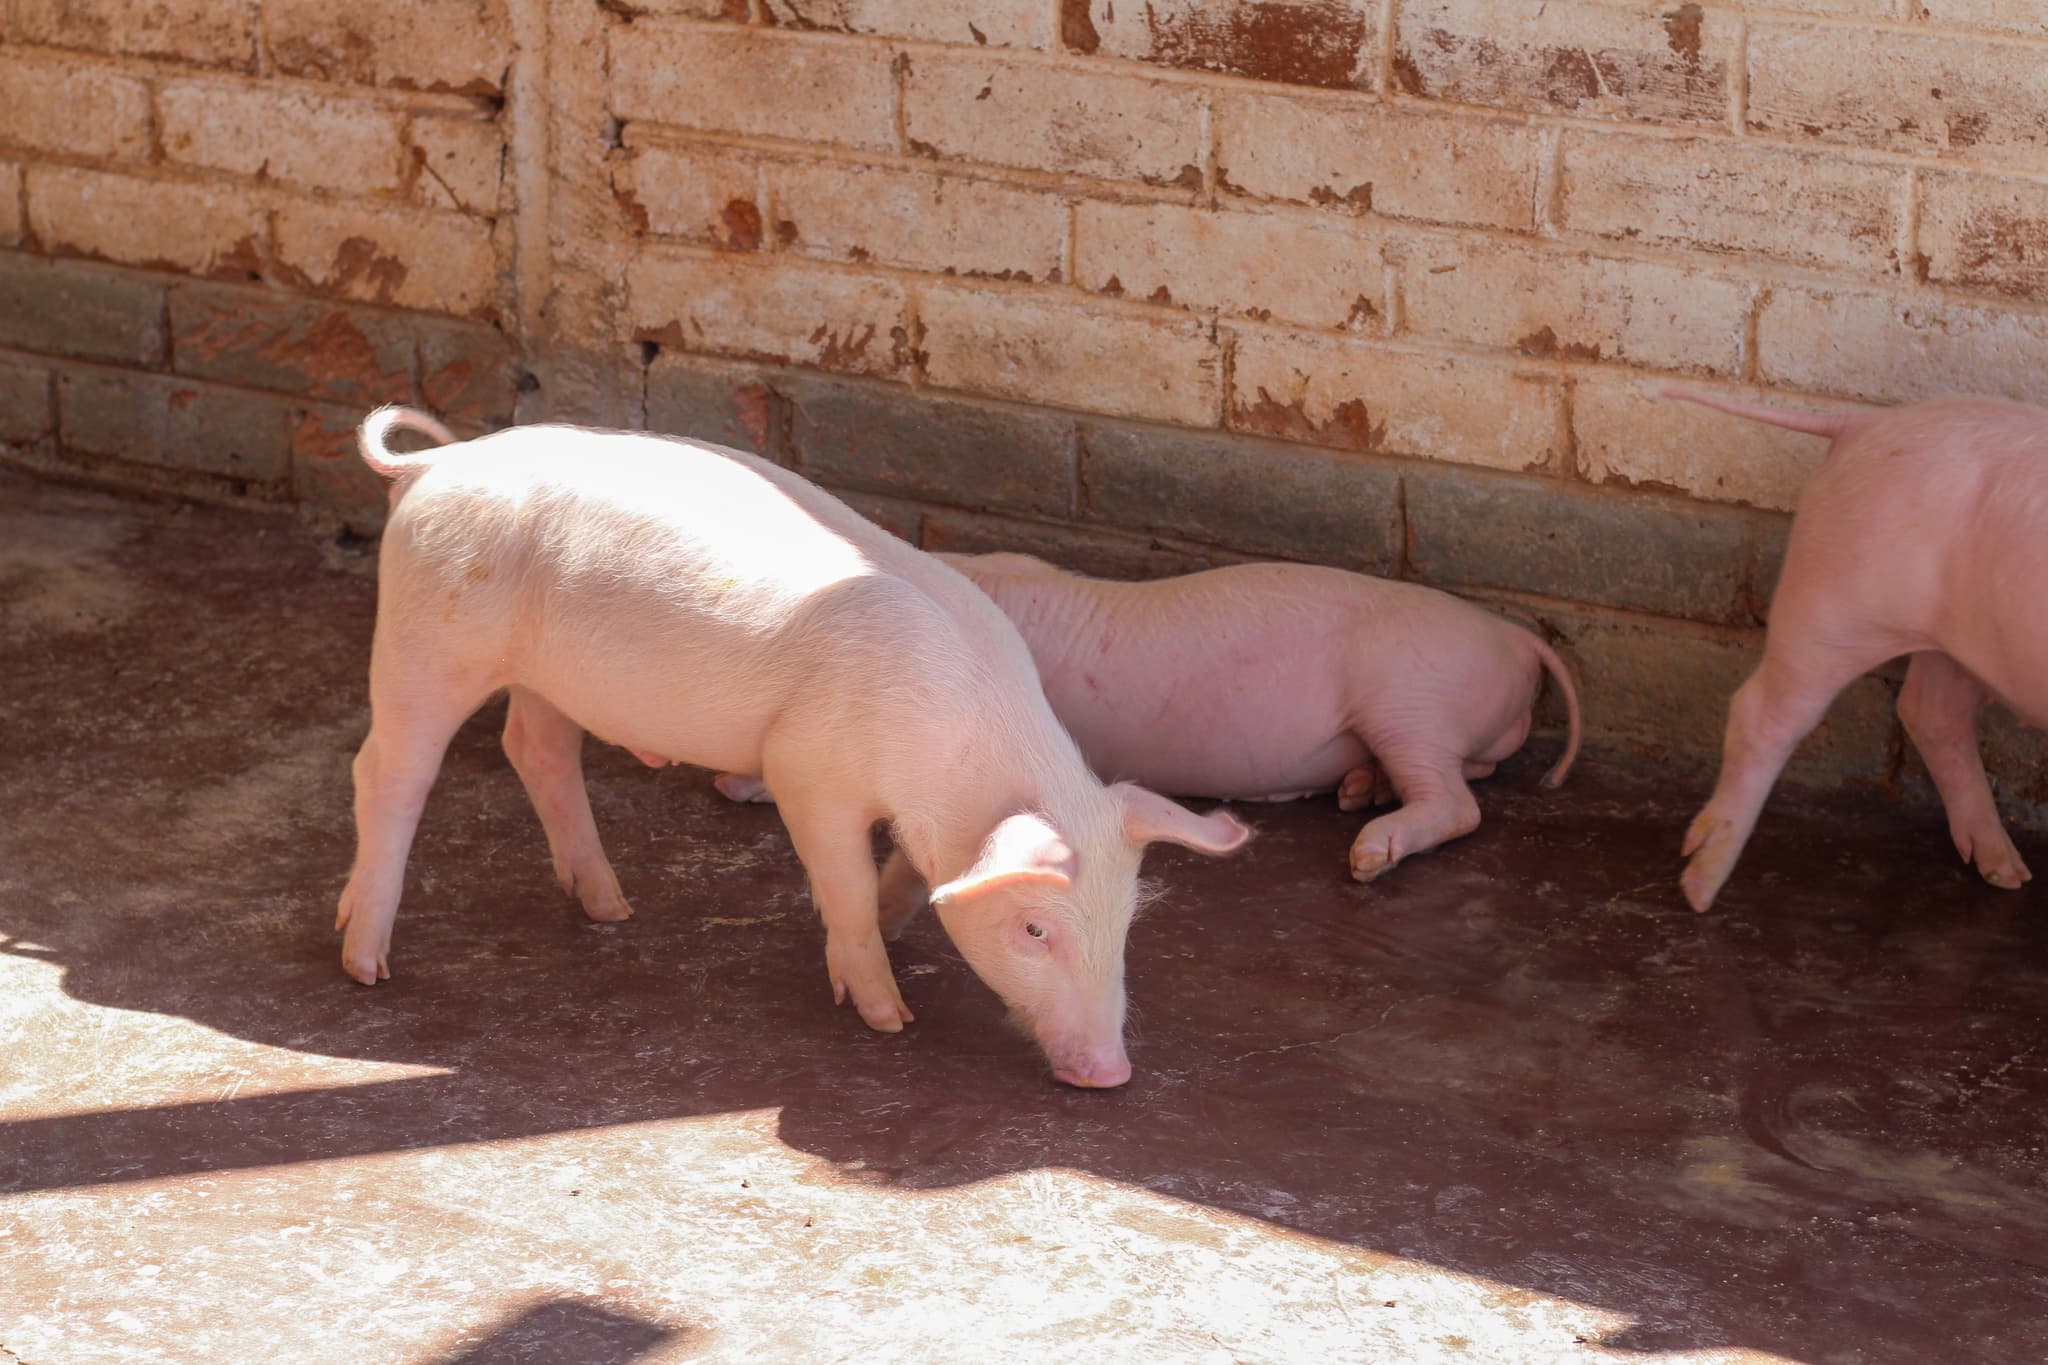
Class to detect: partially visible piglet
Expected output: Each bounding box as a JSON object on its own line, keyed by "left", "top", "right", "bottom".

{"left": 338, "top": 408, "right": 1248, "bottom": 1087}
{"left": 721, "top": 555, "right": 1581, "bottom": 885}
{"left": 1670, "top": 389, "right": 2048, "bottom": 911}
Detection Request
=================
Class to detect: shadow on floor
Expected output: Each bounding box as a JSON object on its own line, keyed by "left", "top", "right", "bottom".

{"left": 433, "top": 1299, "right": 688, "bottom": 1365}
{"left": 4, "top": 473, "right": 2046, "bottom": 1361}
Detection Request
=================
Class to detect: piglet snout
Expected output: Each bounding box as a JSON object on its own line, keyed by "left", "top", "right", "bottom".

{"left": 1051, "top": 1047, "right": 1132, "bottom": 1089}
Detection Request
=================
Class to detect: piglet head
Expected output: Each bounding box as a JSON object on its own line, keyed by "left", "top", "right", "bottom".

{"left": 932, "top": 788, "right": 1250, "bottom": 1089}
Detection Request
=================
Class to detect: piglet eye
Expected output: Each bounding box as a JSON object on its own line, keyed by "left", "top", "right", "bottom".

{"left": 1025, "top": 922, "right": 1047, "bottom": 939}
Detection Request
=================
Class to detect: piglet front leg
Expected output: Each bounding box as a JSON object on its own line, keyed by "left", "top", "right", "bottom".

{"left": 776, "top": 792, "right": 915, "bottom": 1033}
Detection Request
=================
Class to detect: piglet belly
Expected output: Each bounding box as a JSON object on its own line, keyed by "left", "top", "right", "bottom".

{"left": 1054, "top": 682, "right": 1366, "bottom": 799}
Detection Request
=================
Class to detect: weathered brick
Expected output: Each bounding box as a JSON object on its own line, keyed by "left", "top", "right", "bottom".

{"left": 1077, "top": 200, "right": 1386, "bottom": 332}
{"left": 168, "top": 281, "right": 414, "bottom": 406}
{"left": 407, "top": 114, "right": 505, "bottom": 216}
{"left": 782, "top": 373, "right": 1076, "bottom": 517}
{"left": 16, "top": 0, "right": 253, "bottom": 68}
{"left": 644, "top": 354, "right": 780, "bottom": 455}
{"left": 762, "top": 0, "right": 1052, "bottom": 48}
{"left": 0, "top": 254, "right": 166, "bottom": 367}
{"left": 1215, "top": 93, "right": 1540, "bottom": 230}
{"left": 1227, "top": 330, "right": 1563, "bottom": 472}
{"left": 1539, "top": 604, "right": 1897, "bottom": 783}
{"left": 922, "top": 508, "right": 1231, "bottom": 581}
{"left": 613, "top": 25, "right": 896, "bottom": 152}
{"left": 766, "top": 161, "right": 1065, "bottom": 281}
{"left": 628, "top": 251, "right": 911, "bottom": 378}
{"left": 159, "top": 79, "right": 405, "bottom": 196}
{"left": 620, "top": 0, "right": 751, "bottom": 15}
{"left": 291, "top": 402, "right": 390, "bottom": 533}
{"left": 0, "top": 359, "right": 53, "bottom": 447}
{"left": 0, "top": 164, "right": 18, "bottom": 247}
{"left": 920, "top": 285, "right": 1221, "bottom": 426}
{"left": 1078, "top": 421, "right": 1400, "bottom": 572}
{"left": 1558, "top": 134, "right": 1903, "bottom": 276}
{"left": 56, "top": 367, "right": 293, "bottom": 484}
{"left": 902, "top": 52, "right": 1204, "bottom": 186}
{"left": 1077, "top": 0, "right": 1377, "bottom": 88}
{"left": 1571, "top": 375, "right": 1838, "bottom": 513}
{"left": 0, "top": 54, "right": 151, "bottom": 161}
{"left": 264, "top": 0, "right": 509, "bottom": 96}
{"left": 1748, "top": 513, "right": 1791, "bottom": 621}
{"left": 1919, "top": 0, "right": 2048, "bottom": 36}
{"left": 274, "top": 201, "right": 499, "bottom": 317}
{"left": 1407, "top": 464, "right": 1751, "bottom": 624}
{"left": 418, "top": 320, "right": 521, "bottom": 428}
{"left": 1757, "top": 285, "right": 2048, "bottom": 405}
{"left": 1920, "top": 172, "right": 2048, "bottom": 301}
{"left": 26, "top": 167, "right": 266, "bottom": 280}
{"left": 1395, "top": 235, "right": 1751, "bottom": 376}
{"left": 1393, "top": 0, "right": 1732, "bottom": 126}
{"left": 1748, "top": 24, "right": 2048, "bottom": 168}
{"left": 1756, "top": 0, "right": 1897, "bottom": 13}
{"left": 617, "top": 143, "right": 763, "bottom": 246}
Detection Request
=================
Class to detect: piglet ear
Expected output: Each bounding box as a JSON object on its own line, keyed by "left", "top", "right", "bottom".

{"left": 1115, "top": 784, "right": 1251, "bottom": 856}
{"left": 929, "top": 812, "right": 1078, "bottom": 908}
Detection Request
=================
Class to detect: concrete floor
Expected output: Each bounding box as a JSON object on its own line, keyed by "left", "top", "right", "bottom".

{"left": 2, "top": 470, "right": 2046, "bottom": 1364}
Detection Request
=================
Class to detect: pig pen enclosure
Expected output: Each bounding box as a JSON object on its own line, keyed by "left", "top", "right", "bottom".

{"left": 4, "top": 1, "right": 2048, "bottom": 1361}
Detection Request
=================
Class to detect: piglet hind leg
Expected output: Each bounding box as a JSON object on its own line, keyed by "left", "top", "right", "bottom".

{"left": 778, "top": 797, "right": 914, "bottom": 1032}
{"left": 1348, "top": 744, "right": 1481, "bottom": 883}
{"left": 1898, "top": 651, "right": 2032, "bottom": 890}
{"left": 502, "top": 687, "right": 633, "bottom": 922}
{"left": 1339, "top": 756, "right": 1492, "bottom": 813}
{"left": 1681, "top": 651, "right": 1867, "bottom": 912}
{"left": 336, "top": 662, "right": 493, "bottom": 985}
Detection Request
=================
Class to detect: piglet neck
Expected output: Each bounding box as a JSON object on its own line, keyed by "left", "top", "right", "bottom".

{"left": 898, "top": 719, "right": 1104, "bottom": 889}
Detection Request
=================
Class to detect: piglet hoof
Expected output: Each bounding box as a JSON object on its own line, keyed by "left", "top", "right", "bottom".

{"left": 581, "top": 894, "right": 634, "bottom": 923}
{"left": 337, "top": 920, "right": 391, "bottom": 985}
{"left": 832, "top": 977, "right": 915, "bottom": 1033}
{"left": 827, "top": 940, "right": 915, "bottom": 1033}
{"left": 713, "top": 773, "right": 775, "bottom": 804}
{"left": 553, "top": 861, "right": 634, "bottom": 922}
{"left": 1349, "top": 836, "right": 1402, "bottom": 884}
{"left": 1679, "top": 813, "right": 1735, "bottom": 912}
{"left": 1978, "top": 851, "right": 2033, "bottom": 891}
{"left": 335, "top": 889, "right": 393, "bottom": 984}
{"left": 577, "top": 867, "right": 635, "bottom": 923}
{"left": 1337, "top": 767, "right": 1376, "bottom": 814}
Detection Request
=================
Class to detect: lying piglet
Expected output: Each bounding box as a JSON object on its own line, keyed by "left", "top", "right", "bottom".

{"left": 338, "top": 408, "right": 1248, "bottom": 1087}
{"left": 720, "top": 554, "right": 1581, "bottom": 885}
{"left": 1670, "top": 389, "right": 2048, "bottom": 911}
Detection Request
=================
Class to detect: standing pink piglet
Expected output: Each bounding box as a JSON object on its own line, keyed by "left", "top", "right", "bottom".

{"left": 721, "top": 554, "right": 1581, "bottom": 885}
{"left": 337, "top": 409, "right": 1249, "bottom": 1088}
{"left": 1672, "top": 390, "right": 2048, "bottom": 911}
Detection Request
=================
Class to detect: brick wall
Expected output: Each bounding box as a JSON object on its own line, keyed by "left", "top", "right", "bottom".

{"left": 4, "top": 1, "right": 2046, "bottom": 812}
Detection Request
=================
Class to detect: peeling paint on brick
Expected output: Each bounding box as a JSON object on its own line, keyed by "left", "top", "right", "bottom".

{"left": 1061, "top": 0, "right": 1101, "bottom": 53}
{"left": 1132, "top": 1, "right": 1375, "bottom": 89}
{"left": 1231, "top": 388, "right": 1387, "bottom": 452}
